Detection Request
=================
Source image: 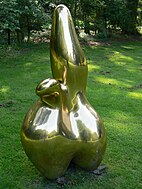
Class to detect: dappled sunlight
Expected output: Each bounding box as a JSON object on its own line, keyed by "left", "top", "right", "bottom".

{"left": 128, "top": 92, "right": 142, "bottom": 99}
{"left": 87, "top": 47, "right": 140, "bottom": 91}
{"left": 109, "top": 51, "right": 134, "bottom": 65}
{"left": 95, "top": 76, "right": 132, "bottom": 88}
{"left": 105, "top": 110, "right": 140, "bottom": 132}
{"left": 24, "top": 62, "right": 33, "bottom": 67}
{"left": 121, "top": 45, "right": 135, "bottom": 50}
{"left": 109, "top": 121, "right": 130, "bottom": 134}
{"left": 88, "top": 64, "right": 100, "bottom": 71}
{"left": 96, "top": 77, "right": 119, "bottom": 85}
{"left": 0, "top": 86, "right": 10, "bottom": 94}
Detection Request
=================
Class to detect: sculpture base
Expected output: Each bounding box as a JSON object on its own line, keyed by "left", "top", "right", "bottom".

{"left": 21, "top": 132, "right": 106, "bottom": 179}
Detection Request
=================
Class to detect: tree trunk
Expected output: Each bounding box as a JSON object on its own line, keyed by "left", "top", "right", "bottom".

{"left": 27, "top": 16, "right": 30, "bottom": 42}
{"left": 84, "top": 15, "right": 90, "bottom": 34}
{"left": 16, "top": 30, "right": 20, "bottom": 44}
{"left": 7, "top": 29, "right": 11, "bottom": 45}
{"left": 84, "top": 22, "right": 90, "bottom": 34}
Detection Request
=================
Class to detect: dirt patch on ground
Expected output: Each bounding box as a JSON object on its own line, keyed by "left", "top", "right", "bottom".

{"left": 0, "top": 100, "right": 15, "bottom": 108}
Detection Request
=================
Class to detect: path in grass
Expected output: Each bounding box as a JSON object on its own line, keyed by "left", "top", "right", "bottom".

{"left": 0, "top": 41, "right": 142, "bottom": 189}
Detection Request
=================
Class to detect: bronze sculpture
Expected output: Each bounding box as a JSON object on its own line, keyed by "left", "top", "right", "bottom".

{"left": 21, "top": 4, "right": 106, "bottom": 179}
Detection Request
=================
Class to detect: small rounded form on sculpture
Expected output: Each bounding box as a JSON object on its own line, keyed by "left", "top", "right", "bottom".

{"left": 21, "top": 4, "right": 106, "bottom": 180}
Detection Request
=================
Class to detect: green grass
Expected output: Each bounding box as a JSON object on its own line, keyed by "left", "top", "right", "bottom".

{"left": 0, "top": 41, "right": 142, "bottom": 189}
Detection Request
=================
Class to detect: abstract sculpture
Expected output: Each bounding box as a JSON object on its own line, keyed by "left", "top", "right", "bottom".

{"left": 21, "top": 4, "right": 106, "bottom": 180}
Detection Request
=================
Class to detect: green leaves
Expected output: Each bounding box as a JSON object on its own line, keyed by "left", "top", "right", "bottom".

{"left": 0, "top": 0, "right": 20, "bottom": 31}
{"left": 104, "top": 0, "right": 140, "bottom": 34}
{"left": 0, "top": 0, "right": 141, "bottom": 45}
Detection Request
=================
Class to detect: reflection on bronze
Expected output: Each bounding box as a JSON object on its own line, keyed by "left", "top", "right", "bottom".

{"left": 21, "top": 4, "right": 106, "bottom": 179}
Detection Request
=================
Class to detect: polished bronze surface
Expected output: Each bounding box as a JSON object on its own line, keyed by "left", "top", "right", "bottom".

{"left": 21, "top": 4, "right": 106, "bottom": 179}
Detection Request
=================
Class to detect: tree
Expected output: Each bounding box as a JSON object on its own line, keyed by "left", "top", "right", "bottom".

{"left": 0, "top": 0, "right": 141, "bottom": 45}
{"left": 0, "top": 0, "right": 20, "bottom": 45}
{"left": 79, "top": 0, "right": 107, "bottom": 36}
{"left": 105, "top": 0, "right": 141, "bottom": 35}
{"left": 17, "top": 0, "right": 48, "bottom": 43}
{"left": 0, "top": 0, "right": 49, "bottom": 44}
{"left": 121, "top": 0, "right": 139, "bottom": 34}
{"left": 137, "top": 0, "right": 142, "bottom": 28}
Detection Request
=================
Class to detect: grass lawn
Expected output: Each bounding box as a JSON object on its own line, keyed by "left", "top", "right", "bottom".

{"left": 0, "top": 41, "right": 142, "bottom": 189}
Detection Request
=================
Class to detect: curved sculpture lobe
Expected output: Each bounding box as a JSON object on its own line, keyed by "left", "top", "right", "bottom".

{"left": 21, "top": 4, "right": 106, "bottom": 180}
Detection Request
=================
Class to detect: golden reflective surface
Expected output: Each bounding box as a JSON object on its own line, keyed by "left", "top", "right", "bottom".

{"left": 21, "top": 4, "right": 106, "bottom": 180}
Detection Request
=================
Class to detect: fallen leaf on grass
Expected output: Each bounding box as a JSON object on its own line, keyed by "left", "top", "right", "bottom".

{"left": 56, "top": 176, "right": 70, "bottom": 185}
{"left": 92, "top": 164, "right": 107, "bottom": 175}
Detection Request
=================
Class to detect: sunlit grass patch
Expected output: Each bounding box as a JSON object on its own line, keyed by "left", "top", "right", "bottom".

{"left": 109, "top": 51, "right": 134, "bottom": 65}
{"left": 128, "top": 91, "right": 142, "bottom": 99}
{"left": 88, "top": 64, "right": 100, "bottom": 71}
{"left": 0, "top": 86, "right": 10, "bottom": 93}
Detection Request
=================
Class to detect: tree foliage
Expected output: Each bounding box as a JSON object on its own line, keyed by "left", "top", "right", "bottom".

{"left": 0, "top": 0, "right": 141, "bottom": 45}
{"left": 105, "top": 0, "right": 140, "bottom": 34}
{"left": 17, "top": 0, "right": 48, "bottom": 42}
{"left": 0, "top": 0, "right": 20, "bottom": 44}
